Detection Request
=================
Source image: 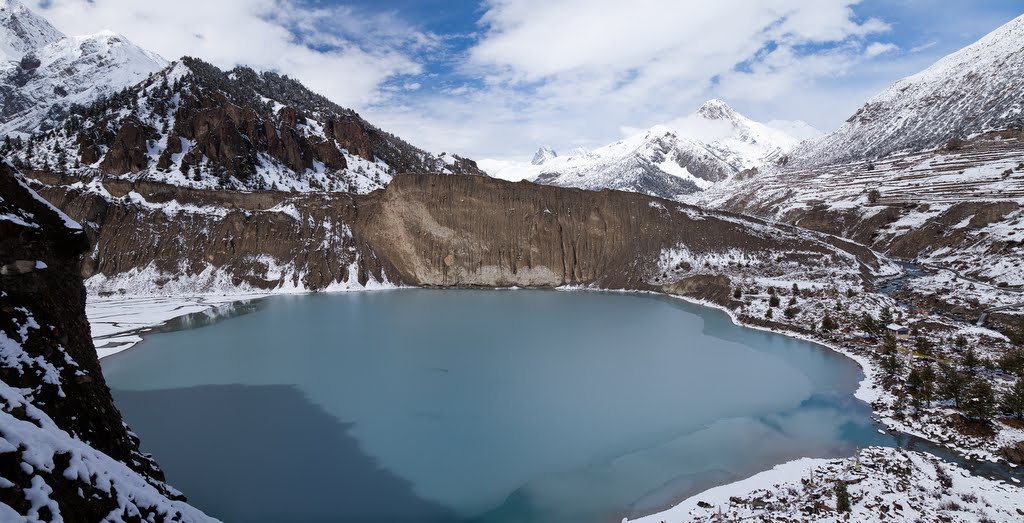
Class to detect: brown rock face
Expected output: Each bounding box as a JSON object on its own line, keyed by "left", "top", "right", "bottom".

{"left": 99, "top": 117, "right": 152, "bottom": 173}
{"left": 326, "top": 116, "right": 374, "bottom": 162}
{"left": 37, "top": 174, "right": 884, "bottom": 307}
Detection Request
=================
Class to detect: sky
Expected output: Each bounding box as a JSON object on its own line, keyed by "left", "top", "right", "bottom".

{"left": 29, "top": 0, "right": 1024, "bottom": 162}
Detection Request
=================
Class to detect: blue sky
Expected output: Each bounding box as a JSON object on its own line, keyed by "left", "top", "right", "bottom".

{"left": 33, "top": 0, "right": 1024, "bottom": 161}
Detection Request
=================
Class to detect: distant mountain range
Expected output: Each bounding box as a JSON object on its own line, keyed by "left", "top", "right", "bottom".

{"left": 482, "top": 99, "right": 821, "bottom": 200}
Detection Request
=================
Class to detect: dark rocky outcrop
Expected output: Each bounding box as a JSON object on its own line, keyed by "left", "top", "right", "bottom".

{"left": 0, "top": 163, "right": 206, "bottom": 519}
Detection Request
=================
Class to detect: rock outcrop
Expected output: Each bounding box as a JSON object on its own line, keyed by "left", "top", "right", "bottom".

{"left": 0, "top": 163, "right": 210, "bottom": 520}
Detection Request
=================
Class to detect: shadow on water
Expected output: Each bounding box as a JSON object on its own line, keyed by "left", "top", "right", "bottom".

{"left": 112, "top": 384, "right": 459, "bottom": 523}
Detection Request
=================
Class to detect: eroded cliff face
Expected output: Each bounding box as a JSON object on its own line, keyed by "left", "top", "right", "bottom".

{"left": 32, "top": 174, "right": 889, "bottom": 307}
{"left": 0, "top": 164, "right": 209, "bottom": 521}
{"left": 356, "top": 175, "right": 885, "bottom": 295}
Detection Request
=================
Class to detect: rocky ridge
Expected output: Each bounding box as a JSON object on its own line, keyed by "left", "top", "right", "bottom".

{"left": 4, "top": 56, "right": 484, "bottom": 194}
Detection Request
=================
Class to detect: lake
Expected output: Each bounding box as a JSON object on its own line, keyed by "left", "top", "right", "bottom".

{"left": 101, "top": 290, "right": 890, "bottom": 522}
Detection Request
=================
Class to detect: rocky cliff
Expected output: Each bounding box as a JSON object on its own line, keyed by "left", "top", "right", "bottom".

{"left": 30, "top": 173, "right": 892, "bottom": 307}
{"left": 0, "top": 163, "right": 211, "bottom": 520}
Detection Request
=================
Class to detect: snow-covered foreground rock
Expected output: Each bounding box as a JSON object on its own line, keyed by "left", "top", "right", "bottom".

{"left": 628, "top": 447, "right": 1024, "bottom": 523}
{"left": 0, "top": 382, "right": 214, "bottom": 522}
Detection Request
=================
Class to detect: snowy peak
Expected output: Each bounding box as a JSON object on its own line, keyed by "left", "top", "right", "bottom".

{"left": 799, "top": 12, "right": 1024, "bottom": 165}
{"left": 531, "top": 146, "right": 557, "bottom": 165}
{"left": 696, "top": 98, "right": 740, "bottom": 121}
{"left": 0, "top": 0, "right": 63, "bottom": 61}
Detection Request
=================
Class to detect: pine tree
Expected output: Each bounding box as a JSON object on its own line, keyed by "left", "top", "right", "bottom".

{"left": 938, "top": 363, "right": 966, "bottom": 408}
{"left": 914, "top": 336, "right": 933, "bottom": 356}
{"left": 821, "top": 312, "right": 838, "bottom": 332}
{"left": 860, "top": 313, "right": 879, "bottom": 335}
{"left": 880, "top": 307, "right": 893, "bottom": 325}
{"left": 907, "top": 361, "right": 936, "bottom": 409}
{"left": 835, "top": 481, "right": 851, "bottom": 512}
{"left": 769, "top": 294, "right": 780, "bottom": 308}
{"left": 1000, "top": 376, "right": 1024, "bottom": 419}
{"left": 961, "top": 346, "right": 981, "bottom": 376}
{"left": 954, "top": 335, "right": 968, "bottom": 352}
{"left": 962, "top": 379, "right": 997, "bottom": 422}
{"left": 881, "top": 350, "right": 904, "bottom": 383}
{"left": 733, "top": 287, "right": 742, "bottom": 299}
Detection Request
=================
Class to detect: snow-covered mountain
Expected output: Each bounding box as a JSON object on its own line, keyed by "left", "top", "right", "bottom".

{"left": 797, "top": 12, "right": 1024, "bottom": 166}
{"left": 531, "top": 145, "right": 558, "bottom": 165}
{"left": 484, "top": 99, "right": 818, "bottom": 200}
{"left": 0, "top": 0, "right": 62, "bottom": 61}
{"left": 0, "top": 1, "right": 166, "bottom": 136}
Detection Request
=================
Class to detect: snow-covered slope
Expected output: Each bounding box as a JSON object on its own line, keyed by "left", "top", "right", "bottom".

{"left": 0, "top": 1, "right": 167, "bottom": 137}
{"left": 798, "top": 12, "right": 1024, "bottom": 166}
{"left": 0, "top": 29, "right": 166, "bottom": 136}
{"left": 0, "top": 0, "right": 62, "bottom": 61}
{"left": 485, "top": 99, "right": 816, "bottom": 200}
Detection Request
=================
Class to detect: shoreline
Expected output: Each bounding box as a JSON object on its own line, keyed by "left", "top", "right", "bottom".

{"left": 88, "top": 284, "right": 1023, "bottom": 521}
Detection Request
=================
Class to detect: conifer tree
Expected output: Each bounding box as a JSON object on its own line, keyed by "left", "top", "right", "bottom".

{"left": 1000, "top": 376, "right": 1024, "bottom": 419}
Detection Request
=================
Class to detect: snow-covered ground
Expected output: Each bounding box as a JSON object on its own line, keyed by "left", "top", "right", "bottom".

{"left": 627, "top": 446, "right": 1024, "bottom": 523}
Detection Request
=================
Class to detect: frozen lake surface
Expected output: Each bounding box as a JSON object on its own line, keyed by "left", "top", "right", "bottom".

{"left": 102, "top": 290, "right": 890, "bottom": 522}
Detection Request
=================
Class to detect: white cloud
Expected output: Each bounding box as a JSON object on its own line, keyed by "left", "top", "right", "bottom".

{"left": 865, "top": 42, "right": 899, "bottom": 58}
{"left": 21, "top": 0, "right": 968, "bottom": 167}
{"left": 29, "top": 0, "right": 429, "bottom": 108}
{"left": 382, "top": 0, "right": 894, "bottom": 161}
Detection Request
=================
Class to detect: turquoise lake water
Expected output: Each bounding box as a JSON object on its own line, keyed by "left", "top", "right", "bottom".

{"left": 102, "top": 290, "right": 890, "bottom": 522}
